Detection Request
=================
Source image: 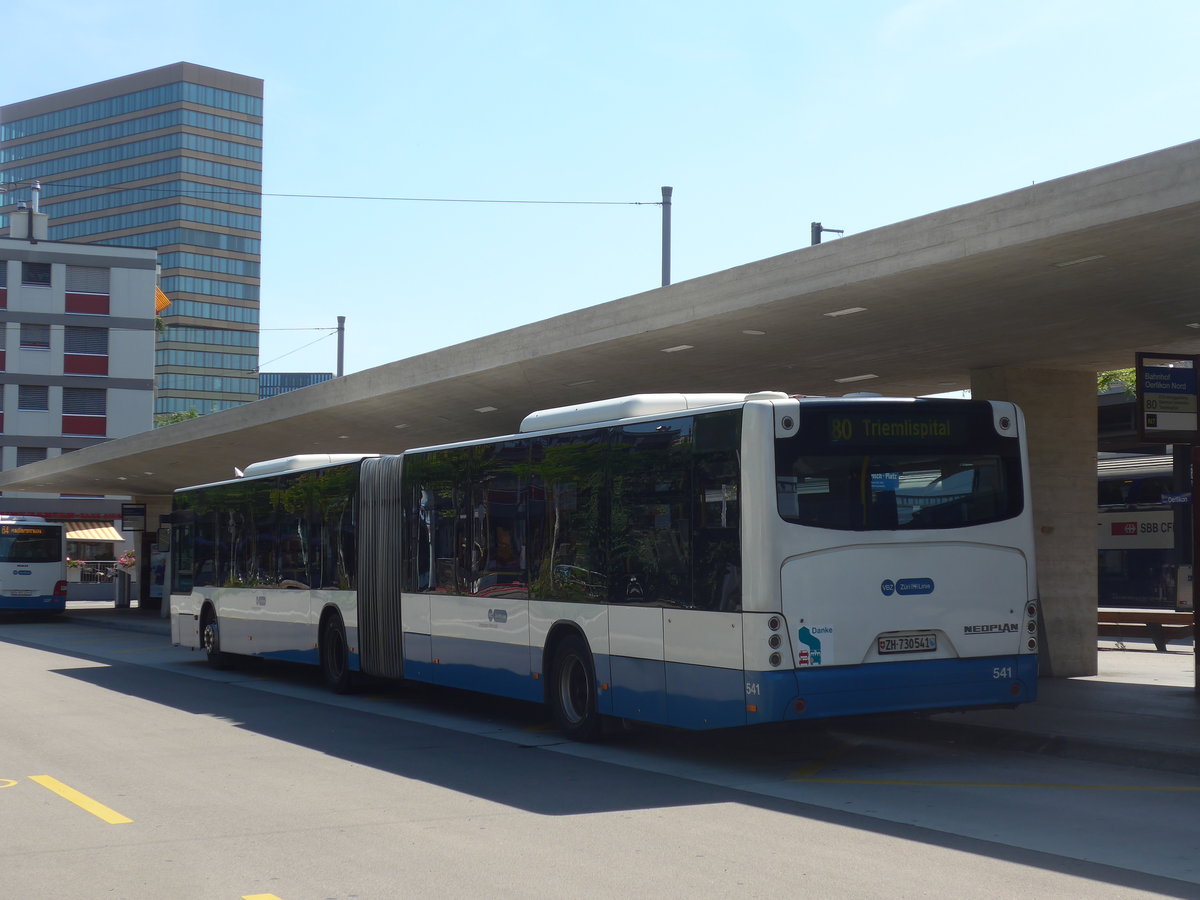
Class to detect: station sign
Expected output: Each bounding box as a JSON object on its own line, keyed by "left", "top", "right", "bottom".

{"left": 1137, "top": 352, "right": 1200, "bottom": 443}
{"left": 120, "top": 503, "right": 146, "bottom": 531}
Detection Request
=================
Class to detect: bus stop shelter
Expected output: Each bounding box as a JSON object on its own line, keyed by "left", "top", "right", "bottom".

{"left": 3, "top": 138, "right": 1200, "bottom": 683}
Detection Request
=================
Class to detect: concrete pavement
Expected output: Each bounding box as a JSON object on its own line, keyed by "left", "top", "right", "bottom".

{"left": 58, "top": 604, "right": 1200, "bottom": 775}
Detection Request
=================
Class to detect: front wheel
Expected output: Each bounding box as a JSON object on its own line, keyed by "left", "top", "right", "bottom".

{"left": 200, "top": 607, "right": 226, "bottom": 669}
{"left": 549, "top": 633, "right": 602, "bottom": 741}
{"left": 320, "top": 613, "right": 354, "bottom": 694}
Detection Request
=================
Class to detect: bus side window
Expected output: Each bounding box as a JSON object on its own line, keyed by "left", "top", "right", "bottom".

{"left": 694, "top": 410, "right": 741, "bottom": 611}
{"left": 527, "top": 430, "right": 607, "bottom": 603}
{"left": 609, "top": 417, "right": 693, "bottom": 607}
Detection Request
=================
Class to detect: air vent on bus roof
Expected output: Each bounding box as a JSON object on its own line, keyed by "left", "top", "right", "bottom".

{"left": 240, "top": 454, "right": 377, "bottom": 478}
{"left": 519, "top": 392, "right": 787, "bottom": 433}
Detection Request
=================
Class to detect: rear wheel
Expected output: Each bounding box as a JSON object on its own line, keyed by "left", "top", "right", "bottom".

{"left": 549, "top": 632, "right": 602, "bottom": 741}
{"left": 200, "top": 606, "right": 226, "bottom": 669}
{"left": 320, "top": 613, "right": 353, "bottom": 694}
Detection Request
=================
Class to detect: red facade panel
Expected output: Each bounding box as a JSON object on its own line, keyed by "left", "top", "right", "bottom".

{"left": 64, "top": 354, "right": 109, "bottom": 376}
{"left": 65, "top": 292, "right": 110, "bottom": 315}
{"left": 61, "top": 415, "right": 106, "bottom": 436}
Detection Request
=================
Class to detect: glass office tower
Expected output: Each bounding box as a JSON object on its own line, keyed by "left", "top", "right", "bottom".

{"left": 0, "top": 63, "right": 263, "bottom": 416}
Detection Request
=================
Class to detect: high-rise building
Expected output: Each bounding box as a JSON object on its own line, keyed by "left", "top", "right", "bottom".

{"left": 258, "top": 372, "right": 333, "bottom": 399}
{"left": 0, "top": 62, "right": 263, "bottom": 417}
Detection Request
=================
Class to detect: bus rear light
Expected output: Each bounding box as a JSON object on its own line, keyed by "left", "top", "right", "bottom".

{"left": 53, "top": 580, "right": 68, "bottom": 598}
{"left": 1010, "top": 683, "right": 1022, "bottom": 697}
{"left": 1026, "top": 602, "right": 1037, "bottom": 619}
{"left": 1026, "top": 637, "right": 1037, "bottom": 651}
{"left": 768, "top": 634, "right": 781, "bottom": 649}
{"left": 793, "top": 698, "right": 807, "bottom": 714}
{"left": 767, "top": 616, "right": 781, "bottom": 631}
{"left": 769, "top": 652, "right": 782, "bottom": 667}
{"left": 746, "top": 704, "right": 758, "bottom": 714}
{"left": 1026, "top": 620, "right": 1037, "bottom": 634}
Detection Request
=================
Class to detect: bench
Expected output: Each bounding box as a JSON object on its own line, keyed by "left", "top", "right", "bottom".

{"left": 1097, "top": 607, "right": 1195, "bottom": 651}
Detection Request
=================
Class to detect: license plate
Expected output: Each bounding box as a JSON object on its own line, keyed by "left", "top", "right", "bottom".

{"left": 878, "top": 632, "right": 937, "bottom": 654}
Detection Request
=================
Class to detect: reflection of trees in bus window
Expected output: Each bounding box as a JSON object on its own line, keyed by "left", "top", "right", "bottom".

{"left": 173, "top": 463, "right": 360, "bottom": 591}
{"left": 528, "top": 430, "right": 606, "bottom": 603}
{"left": 609, "top": 417, "right": 693, "bottom": 607}
{"left": 693, "top": 410, "right": 741, "bottom": 611}
{"left": 402, "top": 448, "right": 473, "bottom": 594}
{"left": 470, "top": 440, "right": 529, "bottom": 599}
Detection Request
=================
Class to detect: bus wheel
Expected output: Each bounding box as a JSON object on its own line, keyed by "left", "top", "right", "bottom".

{"left": 200, "top": 607, "right": 226, "bottom": 669}
{"left": 549, "top": 633, "right": 602, "bottom": 741}
{"left": 320, "top": 613, "right": 353, "bottom": 694}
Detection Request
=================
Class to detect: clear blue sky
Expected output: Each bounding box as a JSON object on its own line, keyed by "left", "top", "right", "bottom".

{"left": 6, "top": 0, "right": 1199, "bottom": 377}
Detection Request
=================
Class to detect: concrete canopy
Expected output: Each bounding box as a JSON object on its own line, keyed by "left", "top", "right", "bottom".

{"left": 4, "top": 139, "right": 1200, "bottom": 499}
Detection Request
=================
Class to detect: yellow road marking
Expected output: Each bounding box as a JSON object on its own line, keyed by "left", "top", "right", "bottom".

{"left": 243, "top": 894, "right": 285, "bottom": 899}
{"left": 791, "top": 747, "right": 851, "bottom": 779}
{"left": 0, "top": 779, "right": 17, "bottom": 789}
{"left": 29, "top": 775, "right": 133, "bottom": 823}
{"left": 789, "top": 775, "right": 1200, "bottom": 792}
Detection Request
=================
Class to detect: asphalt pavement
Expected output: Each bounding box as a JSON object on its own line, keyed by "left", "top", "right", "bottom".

{"left": 58, "top": 604, "right": 1200, "bottom": 775}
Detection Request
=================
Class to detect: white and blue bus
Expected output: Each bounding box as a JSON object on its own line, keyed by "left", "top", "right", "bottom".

{"left": 170, "top": 392, "right": 1039, "bottom": 738}
{"left": 0, "top": 516, "right": 68, "bottom": 614}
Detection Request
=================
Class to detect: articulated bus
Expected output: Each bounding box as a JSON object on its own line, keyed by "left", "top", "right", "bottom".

{"left": 170, "top": 392, "right": 1039, "bottom": 738}
{"left": 0, "top": 516, "right": 68, "bottom": 613}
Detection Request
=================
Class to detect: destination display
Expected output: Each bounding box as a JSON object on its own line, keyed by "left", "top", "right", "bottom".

{"left": 0, "top": 524, "right": 54, "bottom": 537}
{"left": 828, "top": 413, "right": 968, "bottom": 447}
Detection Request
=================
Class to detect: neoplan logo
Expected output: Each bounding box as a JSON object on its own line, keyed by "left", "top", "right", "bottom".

{"left": 963, "top": 623, "right": 1018, "bottom": 634}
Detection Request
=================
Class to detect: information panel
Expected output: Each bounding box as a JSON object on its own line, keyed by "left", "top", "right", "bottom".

{"left": 1137, "top": 353, "right": 1200, "bottom": 443}
{"left": 120, "top": 503, "right": 146, "bottom": 532}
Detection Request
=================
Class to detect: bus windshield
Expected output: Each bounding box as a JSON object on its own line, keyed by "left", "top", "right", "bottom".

{"left": 0, "top": 525, "right": 63, "bottom": 562}
{"left": 775, "top": 402, "right": 1023, "bottom": 531}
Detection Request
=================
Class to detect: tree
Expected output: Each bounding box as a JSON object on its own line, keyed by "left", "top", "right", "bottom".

{"left": 154, "top": 409, "right": 200, "bottom": 427}
{"left": 1097, "top": 368, "right": 1135, "bottom": 397}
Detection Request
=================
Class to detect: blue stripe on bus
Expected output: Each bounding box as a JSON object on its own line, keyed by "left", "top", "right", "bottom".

{"left": 608, "top": 655, "right": 667, "bottom": 723}
{"left": 0, "top": 595, "right": 65, "bottom": 611}
{"left": 759, "top": 653, "right": 1038, "bottom": 720}
{"left": 427, "top": 634, "right": 542, "bottom": 703}
{"left": 391, "top": 634, "right": 1035, "bottom": 728}
{"left": 663, "top": 660, "right": 749, "bottom": 729}
{"left": 250, "top": 646, "right": 362, "bottom": 672}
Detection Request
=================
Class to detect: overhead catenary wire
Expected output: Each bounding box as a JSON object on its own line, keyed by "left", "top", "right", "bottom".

{"left": 0, "top": 177, "right": 663, "bottom": 207}
{"left": 247, "top": 328, "right": 336, "bottom": 373}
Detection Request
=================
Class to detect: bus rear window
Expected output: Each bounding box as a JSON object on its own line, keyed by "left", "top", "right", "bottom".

{"left": 0, "top": 526, "right": 62, "bottom": 562}
{"left": 775, "top": 403, "right": 1023, "bottom": 531}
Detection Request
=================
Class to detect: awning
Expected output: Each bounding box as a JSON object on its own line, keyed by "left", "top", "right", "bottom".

{"left": 64, "top": 521, "right": 126, "bottom": 542}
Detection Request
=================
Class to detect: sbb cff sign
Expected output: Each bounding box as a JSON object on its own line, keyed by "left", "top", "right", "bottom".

{"left": 1098, "top": 511, "right": 1174, "bottom": 549}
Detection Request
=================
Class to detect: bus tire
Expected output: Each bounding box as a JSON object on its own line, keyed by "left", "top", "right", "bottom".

{"left": 549, "top": 632, "right": 602, "bottom": 741}
{"left": 200, "top": 606, "right": 226, "bottom": 669}
{"left": 320, "top": 612, "right": 353, "bottom": 694}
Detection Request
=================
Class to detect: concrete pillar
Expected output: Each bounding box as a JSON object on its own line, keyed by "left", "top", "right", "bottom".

{"left": 971, "top": 367, "right": 1098, "bottom": 677}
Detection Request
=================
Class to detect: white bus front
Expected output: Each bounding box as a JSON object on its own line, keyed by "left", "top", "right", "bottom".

{"left": 0, "top": 518, "right": 68, "bottom": 613}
